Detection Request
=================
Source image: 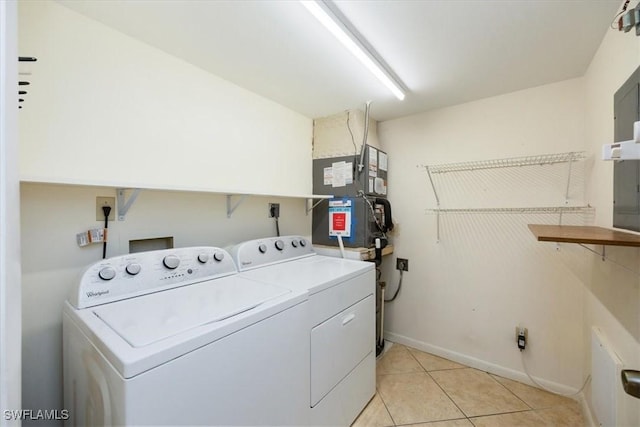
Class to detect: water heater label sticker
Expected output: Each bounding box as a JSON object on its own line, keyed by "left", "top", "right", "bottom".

{"left": 369, "top": 147, "right": 378, "bottom": 177}
{"left": 345, "top": 162, "right": 353, "bottom": 184}
{"left": 324, "top": 167, "right": 332, "bottom": 185}
{"left": 379, "top": 152, "right": 388, "bottom": 171}
{"left": 332, "top": 161, "right": 346, "bottom": 187}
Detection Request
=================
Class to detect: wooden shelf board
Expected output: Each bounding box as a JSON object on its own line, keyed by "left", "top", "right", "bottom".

{"left": 528, "top": 224, "right": 640, "bottom": 247}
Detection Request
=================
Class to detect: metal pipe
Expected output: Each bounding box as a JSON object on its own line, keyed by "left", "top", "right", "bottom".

{"left": 358, "top": 101, "right": 372, "bottom": 173}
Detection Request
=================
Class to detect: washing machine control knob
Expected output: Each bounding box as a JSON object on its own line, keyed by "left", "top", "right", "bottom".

{"left": 125, "top": 263, "right": 141, "bottom": 276}
{"left": 197, "top": 253, "right": 209, "bottom": 263}
{"left": 291, "top": 240, "right": 298, "bottom": 248}
{"left": 275, "top": 240, "right": 284, "bottom": 251}
{"left": 213, "top": 251, "right": 224, "bottom": 262}
{"left": 299, "top": 239, "right": 307, "bottom": 247}
{"left": 98, "top": 266, "right": 116, "bottom": 281}
{"left": 258, "top": 244, "right": 267, "bottom": 254}
{"left": 163, "top": 255, "right": 180, "bottom": 269}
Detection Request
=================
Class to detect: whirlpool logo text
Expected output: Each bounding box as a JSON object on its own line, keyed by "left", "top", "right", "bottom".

{"left": 86, "top": 290, "right": 109, "bottom": 298}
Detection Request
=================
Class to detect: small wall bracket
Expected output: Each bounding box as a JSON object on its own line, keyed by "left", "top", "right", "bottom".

{"left": 116, "top": 188, "right": 141, "bottom": 221}
{"left": 226, "top": 194, "right": 248, "bottom": 218}
{"left": 306, "top": 198, "right": 326, "bottom": 215}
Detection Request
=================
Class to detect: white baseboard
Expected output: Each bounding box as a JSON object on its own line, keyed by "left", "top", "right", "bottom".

{"left": 384, "top": 331, "right": 584, "bottom": 399}
{"left": 578, "top": 393, "right": 597, "bottom": 427}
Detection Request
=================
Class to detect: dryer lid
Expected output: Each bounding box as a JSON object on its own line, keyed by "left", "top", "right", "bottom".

{"left": 92, "top": 276, "right": 290, "bottom": 347}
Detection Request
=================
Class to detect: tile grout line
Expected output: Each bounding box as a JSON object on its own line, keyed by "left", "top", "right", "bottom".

{"left": 406, "top": 346, "right": 471, "bottom": 425}
{"left": 377, "top": 347, "right": 427, "bottom": 426}
{"left": 375, "top": 347, "right": 406, "bottom": 427}
{"left": 374, "top": 377, "right": 398, "bottom": 427}
{"left": 485, "top": 371, "right": 534, "bottom": 411}
{"left": 403, "top": 347, "right": 473, "bottom": 422}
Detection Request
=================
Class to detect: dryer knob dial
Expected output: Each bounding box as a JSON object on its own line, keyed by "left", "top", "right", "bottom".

{"left": 197, "top": 253, "right": 209, "bottom": 263}
{"left": 213, "top": 251, "right": 224, "bottom": 262}
{"left": 98, "top": 266, "right": 116, "bottom": 281}
{"left": 299, "top": 239, "right": 307, "bottom": 247}
{"left": 163, "top": 255, "right": 180, "bottom": 270}
{"left": 258, "top": 244, "right": 267, "bottom": 254}
{"left": 275, "top": 240, "right": 284, "bottom": 251}
{"left": 291, "top": 240, "right": 298, "bottom": 248}
{"left": 125, "top": 263, "right": 141, "bottom": 276}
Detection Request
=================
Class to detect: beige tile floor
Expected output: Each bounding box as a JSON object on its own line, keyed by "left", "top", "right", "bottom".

{"left": 353, "top": 343, "right": 585, "bottom": 427}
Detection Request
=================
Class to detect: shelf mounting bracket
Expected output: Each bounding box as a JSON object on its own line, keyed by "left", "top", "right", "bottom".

{"left": 226, "top": 194, "right": 248, "bottom": 218}
{"left": 116, "top": 188, "right": 141, "bottom": 221}
{"left": 306, "top": 198, "right": 326, "bottom": 215}
{"left": 425, "top": 166, "right": 441, "bottom": 242}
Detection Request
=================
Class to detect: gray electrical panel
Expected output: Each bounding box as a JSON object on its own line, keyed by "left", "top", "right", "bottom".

{"left": 312, "top": 145, "right": 387, "bottom": 197}
{"left": 613, "top": 66, "right": 640, "bottom": 232}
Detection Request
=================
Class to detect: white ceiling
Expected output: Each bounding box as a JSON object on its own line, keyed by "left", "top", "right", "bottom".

{"left": 56, "top": 0, "right": 621, "bottom": 121}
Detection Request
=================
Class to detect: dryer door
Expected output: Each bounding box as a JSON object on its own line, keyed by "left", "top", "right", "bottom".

{"left": 310, "top": 295, "right": 374, "bottom": 406}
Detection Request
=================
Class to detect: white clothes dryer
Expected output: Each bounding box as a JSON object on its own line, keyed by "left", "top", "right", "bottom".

{"left": 230, "top": 236, "right": 376, "bottom": 426}
{"left": 63, "top": 246, "right": 309, "bottom": 426}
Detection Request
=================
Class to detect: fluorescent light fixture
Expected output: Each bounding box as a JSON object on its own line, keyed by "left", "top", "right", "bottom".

{"left": 300, "top": 0, "right": 406, "bottom": 101}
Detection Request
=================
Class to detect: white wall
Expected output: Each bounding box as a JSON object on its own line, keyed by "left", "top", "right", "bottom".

{"left": 583, "top": 19, "right": 640, "bottom": 427}
{"left": 18, "top": 1, "right": 314, "bottom": 423}
{"left": 1, "top": 0, "right": 22, "bottom": 422}
{"left": 378, "top": 78, "right": 588, "bottom": 391}
{"left": 18, "top": 1, "right": 311, "bottom": 195}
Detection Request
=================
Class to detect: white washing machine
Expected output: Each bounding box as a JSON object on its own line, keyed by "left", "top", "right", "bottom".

{"left": 63, "top": 246, "right": 310, "bottom": 426}
{"left": 230, "top": 236, "right": 376, "bottom": 426}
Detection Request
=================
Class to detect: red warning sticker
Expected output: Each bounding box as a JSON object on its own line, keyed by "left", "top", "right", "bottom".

{"left": 332, "top": 213, "right": 346, "bottom": 231}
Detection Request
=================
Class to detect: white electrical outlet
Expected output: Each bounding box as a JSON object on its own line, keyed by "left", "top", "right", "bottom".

{"left": 515, "top": 326, "right": 528, "bottom": 350}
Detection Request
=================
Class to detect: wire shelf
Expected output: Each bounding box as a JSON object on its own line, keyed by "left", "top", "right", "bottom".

{"left": 422, "top": 151, "right": 586, "bottom": 174}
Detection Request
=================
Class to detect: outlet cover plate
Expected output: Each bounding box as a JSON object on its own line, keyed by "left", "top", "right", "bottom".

{"left": 515, "top": 326, "right": 528, "bottom": 343}
{"left": 268, "top": 203, "right": 280, "bottom": 218}
{"left": 396, "top": 258, "right": 409, "bottom": 271}
{"left": 96, "top": 197, "right": 115, "bottom": 221}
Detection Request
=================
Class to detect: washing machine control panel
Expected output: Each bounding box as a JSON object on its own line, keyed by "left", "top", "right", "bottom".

{"left": 71, "top": 247, "right": 237, "bottom": 309}
{"left": 230, "top": 235, "right": 315, "bottom": 271}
